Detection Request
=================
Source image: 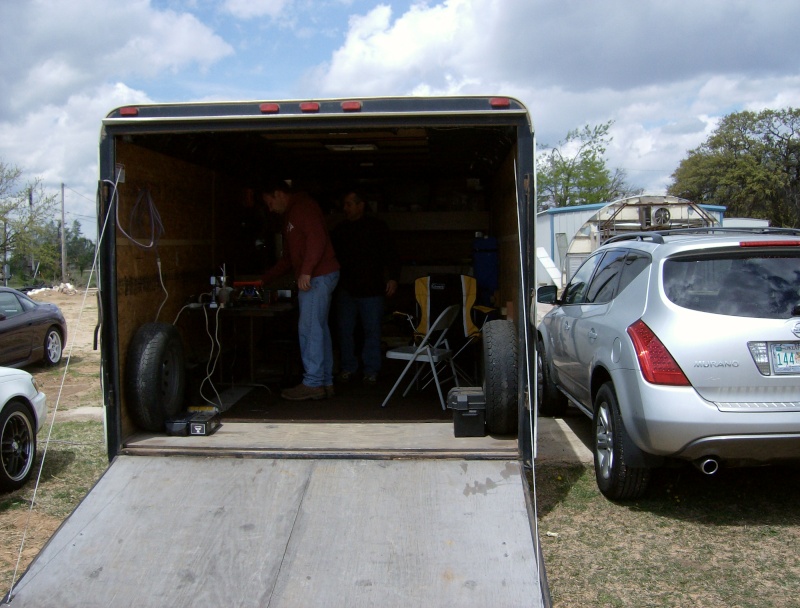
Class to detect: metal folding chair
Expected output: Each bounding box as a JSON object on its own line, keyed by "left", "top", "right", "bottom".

{"left": 381, "top": 304, "right": 460, "bottom": 410}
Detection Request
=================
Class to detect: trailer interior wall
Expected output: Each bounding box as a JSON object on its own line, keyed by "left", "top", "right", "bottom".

{"left": 110, "top": 124, "right": 523, "bottom": 444}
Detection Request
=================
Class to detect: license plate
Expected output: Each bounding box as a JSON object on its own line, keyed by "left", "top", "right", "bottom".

{"left": 771, "top": 342, "right": 800, "bottom": 374}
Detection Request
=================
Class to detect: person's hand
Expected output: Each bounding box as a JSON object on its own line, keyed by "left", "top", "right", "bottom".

{"left": 297, "top": 274, "right": 312, "bottom": 291}
{"left": 386, "top": 279, "right": 398, "bottom": 297}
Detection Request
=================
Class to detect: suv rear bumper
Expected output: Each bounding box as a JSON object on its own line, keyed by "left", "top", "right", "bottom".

{"left": 612, "top": 369, "right": 800, "bottom": 462}
{"left": 676, "top": 433, "right": 800, "bottom": 463}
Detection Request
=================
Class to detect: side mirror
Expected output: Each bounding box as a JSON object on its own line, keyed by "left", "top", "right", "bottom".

{"left": 537, "top": 285, "right": 558, "bottom": 305}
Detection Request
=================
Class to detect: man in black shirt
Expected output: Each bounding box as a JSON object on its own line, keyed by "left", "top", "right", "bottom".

{"left": 331, "top": 190, "right": 400, "bottom": 384}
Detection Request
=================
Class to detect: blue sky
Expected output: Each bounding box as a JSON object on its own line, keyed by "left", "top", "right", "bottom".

{"left": 2, "top": 0, "right": 800, "bottom": 237}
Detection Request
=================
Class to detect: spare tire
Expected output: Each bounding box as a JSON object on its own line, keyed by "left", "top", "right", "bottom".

{"left": 125, "top": 322, "right": 186, "bottom": 432}
{"left": 482, "top": 319, "right": 518, "bottom": 435}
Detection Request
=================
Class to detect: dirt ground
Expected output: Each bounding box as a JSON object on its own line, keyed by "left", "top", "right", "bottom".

{"left": 29, "top": 287, "right": 104, "bottom": 421}
{"left": 1, "top": 287, "right": 104, "bottom": 595}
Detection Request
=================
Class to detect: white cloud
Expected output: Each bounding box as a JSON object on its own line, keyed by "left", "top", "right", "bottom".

{"left": 0, "top": 0, "right": 233, "bottom": 118}
{"left": 312, "top": 0, "right": 496, "bottom": 95}
{"left": 0, "top": 83, "right": 153, "bottom": 227}
{"left": 223, "top": 0, "right": 293, "bottom": 19}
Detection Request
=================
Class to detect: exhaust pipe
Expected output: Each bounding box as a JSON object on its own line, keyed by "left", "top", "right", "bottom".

{"left": 694, "top": 457, "right": 720, "bottom": 475}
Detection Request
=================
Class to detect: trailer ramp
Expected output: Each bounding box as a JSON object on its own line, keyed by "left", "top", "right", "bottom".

{"left": 8, "top": 455, "right": 544, "bottom": 607}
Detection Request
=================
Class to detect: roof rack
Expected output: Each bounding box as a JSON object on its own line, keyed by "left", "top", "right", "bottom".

{"left": 651, "top": 226, "right": 800, "bottom": 237}
{"left": 604, "top": 226, "right": 800, "bottom": 246}
{"left": 603, "top": 232, "right": 665, "bottom": 245}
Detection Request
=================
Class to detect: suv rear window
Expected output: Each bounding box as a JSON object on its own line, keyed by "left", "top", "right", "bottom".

{"left": 663, "top": 252, "right": 800, "bottom": 319}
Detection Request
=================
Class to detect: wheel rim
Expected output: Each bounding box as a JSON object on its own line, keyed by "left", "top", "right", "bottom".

{"left": 46, "top": 331, "right": 62, "bottom": 363}
{"left": 536, "top": 350, "right": 544, "bottom": 408}
{"left": 2, "top": 410, "right": 34, "bottom": 482}
{"left": 595, "top": 402, "right": 614, "bottom": 480}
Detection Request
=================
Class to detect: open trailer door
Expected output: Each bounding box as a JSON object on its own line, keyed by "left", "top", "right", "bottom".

{"left": 7, "top": 454, "right": 544, "bottom": 607}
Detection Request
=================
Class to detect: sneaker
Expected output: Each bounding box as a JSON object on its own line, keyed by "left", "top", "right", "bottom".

{"left": 336, "top": 370, "right": 355, "bottom": 383}
{"left": 324, "top": 385, "right": 335, "bottom": 398}
{"left": 281, "top": 383, "right": 326, "bottom": 401}
{"left": 363, "top": 373, "right": 378, "bottom": 385}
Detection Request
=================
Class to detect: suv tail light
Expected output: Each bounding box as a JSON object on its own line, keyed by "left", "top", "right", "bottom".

{"left": 627, "top": 320, "right": 690, "bottom": 386}
{"left": 747, "top": 342, "right": 772, "bottom": 375}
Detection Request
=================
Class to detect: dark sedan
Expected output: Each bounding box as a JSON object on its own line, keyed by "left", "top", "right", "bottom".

{"left": 0, "top": 287, "right": 67, "bottom": 367}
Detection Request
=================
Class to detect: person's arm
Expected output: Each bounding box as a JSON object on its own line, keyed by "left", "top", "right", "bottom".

{"left": 261, "top": 250, "right": 292, "bottom": 285}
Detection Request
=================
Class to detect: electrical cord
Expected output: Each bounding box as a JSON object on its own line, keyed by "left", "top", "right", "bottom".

{"left": 199, "top": 305, "right": 223, "bottom": 409}
{"left": 112, "top": 185, "right": 168, "bottom": 322}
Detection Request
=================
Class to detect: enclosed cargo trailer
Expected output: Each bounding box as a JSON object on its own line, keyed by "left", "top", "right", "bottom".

{"left": 6, "top": 96, "right": 547, "bottom": 607}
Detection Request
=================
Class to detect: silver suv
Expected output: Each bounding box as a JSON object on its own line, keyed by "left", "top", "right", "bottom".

{"left": 536, "top": 228, "right": 800, "bottom": 500}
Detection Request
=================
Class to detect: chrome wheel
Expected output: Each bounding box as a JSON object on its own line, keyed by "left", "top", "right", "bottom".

{"left": 45, "top": 329, "right": 63, "bottom": 365}
{"left": 1, "top": 403, "right": 36, "bottom": 490}
{"left": 595, "top": 401, "right": 614, "bottom": 481}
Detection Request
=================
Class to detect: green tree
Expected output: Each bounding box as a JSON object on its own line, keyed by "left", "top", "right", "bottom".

{"left": 537, "top": 121, "right": 641, "bottom": 210}
{"left": 66, "top": 219, "right": 96, "bottom": 282}
{"left": 668, "top": 108, "right": 800, "bottom": 227}
{"left": 0, "top": 161, "right": 59, "bottom": 281}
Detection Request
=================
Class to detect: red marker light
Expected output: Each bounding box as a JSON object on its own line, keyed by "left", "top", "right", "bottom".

{"left": 299, "top": 102, "right": 320, "bottom": 113}
{"left": 260, "top": 103, "right": 280, "bottom": 114}
{"left": 489, "top": 97, "right": 511, "bottom": 109}
{"left": 119, "top": 107, "right": 139, "bottom": 117}
{"left": 341, "top": 101, "right": 362, "bottom": 112}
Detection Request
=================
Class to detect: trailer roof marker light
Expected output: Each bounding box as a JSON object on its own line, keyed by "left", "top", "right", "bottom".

{"left": 299, "top": 102, "right": 320, "bottom": 113}
{"left": 260, "top": 103, "right": 280, "bottom": 114}
{"left": 341, "top": 101, "right": 362, "bottom": 112}
{"left": 119, "top": 107, "right": 139, "bottom": 117}
{"left": 489, "top": 97, "right": 511, "bottom": 109}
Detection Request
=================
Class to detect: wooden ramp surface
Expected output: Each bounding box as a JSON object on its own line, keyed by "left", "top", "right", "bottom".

{"left": 9, "top": 456, "right": 544, "bottom": 607}
{"left": 122, "top": 421, "right": 519, "bottom": 459}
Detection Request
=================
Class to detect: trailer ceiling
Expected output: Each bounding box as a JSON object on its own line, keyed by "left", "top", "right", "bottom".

{"left": 121, "top": 124, "right": 517, "bottom": 185}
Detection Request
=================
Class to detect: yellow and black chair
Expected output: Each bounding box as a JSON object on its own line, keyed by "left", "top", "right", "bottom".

{"left": 396, "top": 274, "right": 498, "bottom": 384}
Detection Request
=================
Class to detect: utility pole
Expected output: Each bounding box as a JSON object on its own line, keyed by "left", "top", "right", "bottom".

{"left": 61, "top": 183, "right": 67, "bottom": 283}
{"left": 29, "top": 188, "right": 34, "bottom": 275}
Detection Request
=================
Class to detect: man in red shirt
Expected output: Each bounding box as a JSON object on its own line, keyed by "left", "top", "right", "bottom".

{"left": 261, "top": 180, "right": 340, "bottom": 400}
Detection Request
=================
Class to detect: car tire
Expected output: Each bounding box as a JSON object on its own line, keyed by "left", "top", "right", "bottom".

{"left": 482, "top": 319, "right": 518, "bottom": 435}
{"left": 593, "top": 382, "right": 650, "bottom": 500}
{"left": 0, "top": 400, "right": 37, "bottom": 492}
{"left": 537, "top": 336, "right": 567, "bottom": 417}
{"left": 43, "top": 327, "right": 63, "bottom": 366}
{"left": 125, "top": 322, "right": 186, "bottom": 432}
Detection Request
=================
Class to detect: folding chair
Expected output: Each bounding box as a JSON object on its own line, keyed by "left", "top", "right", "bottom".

{"left": 381, "top": 304, "right": 460, "bottom": 410}
{"left": 410, "top": 274, "right": 497, "bottom": 384}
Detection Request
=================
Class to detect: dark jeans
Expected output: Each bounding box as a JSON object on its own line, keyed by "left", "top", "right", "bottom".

{"left": 336, "top": 289, "right": 384, "bottom": 376}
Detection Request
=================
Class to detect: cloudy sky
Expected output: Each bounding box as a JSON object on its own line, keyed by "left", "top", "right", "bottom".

{"left": 2, "top": 0, "right": 799, "bottom": 237}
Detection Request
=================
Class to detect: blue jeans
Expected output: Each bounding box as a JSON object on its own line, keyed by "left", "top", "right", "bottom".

{"left": 297, "top": 271, "right": 339, "bottom": 387}
{"left": 336, "top": 289, "right": 384, "bottom": 376}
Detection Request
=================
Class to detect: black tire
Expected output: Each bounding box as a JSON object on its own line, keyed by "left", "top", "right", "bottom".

{"left": 43, "top": 327, "right": 63, "bottom": 366}
{"left": 0, "top": 400, "right": 36, "bottom": 492}
{"left": 593, "top": 382, "right": 650, "bottom": 500}
{"left": 125, "top": 322, "right": 186, "bottom": 432}
{"left": 537, "top": 336, "right": 567, "bottom": 417}
{"left": 482, "top": 319, "right": 518, "bottom": 435}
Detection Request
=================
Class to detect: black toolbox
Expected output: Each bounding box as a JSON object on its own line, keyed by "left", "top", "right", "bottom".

{"left": 446, "top": 387, "right": 486, "bottom": 437}
{"left": 165, "top": 411, "right": 221, "bottom": 436}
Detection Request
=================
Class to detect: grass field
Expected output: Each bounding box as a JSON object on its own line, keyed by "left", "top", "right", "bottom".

{"left": 535, "top": 462, "right": 800, "bottom": 607}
